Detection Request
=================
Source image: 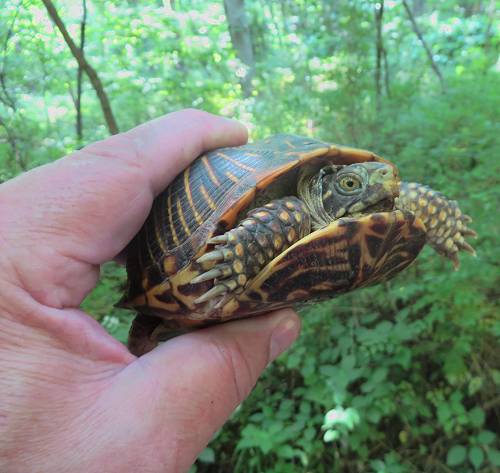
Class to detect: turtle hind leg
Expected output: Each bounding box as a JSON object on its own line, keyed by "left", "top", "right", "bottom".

{"left": 396, "top": 182, "right": 476, "bottom": 269}
{"left": 128, "top": 313, "right": 193, "bottom": 356}
{"left": 192, "top": 196, "right": 311, "bottom": 304}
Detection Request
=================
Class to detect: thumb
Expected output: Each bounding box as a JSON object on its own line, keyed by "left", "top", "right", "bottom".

{"left": 120, "top": 309, "right": 300, "bottom": 470}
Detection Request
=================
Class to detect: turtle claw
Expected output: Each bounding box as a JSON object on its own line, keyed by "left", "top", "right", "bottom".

{"left": 194, "top": 284, "right": 227, "bottom": 304}
{"left": 462, "top": 227, "right": 477, "bottom": 238}
{"left": 190, "top": 265, "right": 232, "bottom": 284}
{"left": 194, "top": 280, "right": 240, "bottom": 304}
{"left": 207, "top": 235, "right": 228, "bottom": 245}
{"left": 196, "top": 250, "right": 225, "bottom": 265}
{"left": 191, "top": 268, "right": 222, "bottom": 285}
{"left": 457, "top": 239, "right": 476, "bottom": 256}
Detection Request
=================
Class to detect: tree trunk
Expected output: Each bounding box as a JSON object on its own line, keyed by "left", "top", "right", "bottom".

{"left": 41, "top": 0, "right": 119, "bottom": 134}
{"left": 223, "top": 0, "right": 255, "bottom": 97}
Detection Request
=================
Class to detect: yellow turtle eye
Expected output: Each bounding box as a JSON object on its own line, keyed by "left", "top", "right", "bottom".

{"left": 338, "top": 175, "right": 362, "bottom": 193}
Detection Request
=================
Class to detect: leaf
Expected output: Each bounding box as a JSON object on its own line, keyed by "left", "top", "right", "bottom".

{"left": 341, "top": 354, "right": 356, "bottom": 371}
{"left": 468, "top": 406, "right": 485, "bottom": 428}
{"left": 323, "top": 429, "right": 340, "bottom": 442}
{"left": 277, "top": 445, "right": 299, "bottom": 459}
{"left": 476, "top": 430, "right": 496, "bottom": 445}
{"left": 197, "top": 447, "right": 215, "bottom": 464}
{"left": 487, "top": 448, "right": 500, "bottom": 467}
{"left": 468, "top": 446, "right": 484, "bottom": 470}
{"left": 446, "top": 445, "right": 467, "bottom": 466}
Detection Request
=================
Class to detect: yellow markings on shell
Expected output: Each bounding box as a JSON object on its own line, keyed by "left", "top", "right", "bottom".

{"left": 153, "top": 211, "right": 168, "bottom": 254}
{"left": 176, "top": 197, "right": 191, "bottom": 236}
{"left": 334, "top": 261, "right": 351, "bottom": 273}
{"left": 439, "top": 210, "right": 447, "bottom": 222}
{"left": 287, "top": 228, "right": 296, "bottom": 242}
{"left": 217, "top": 151, "right": 255, "bottom": 172}
{"left": 222, "top": 298, "right": 240, "bottom": 318}
{"left": 200, "top": 184, "right": 217, "bottom": 210}
{"left": 167, "top": 187, "right": 180, "bottom": 246}
{"left": 163, "top": 255, "right": 177, "bottom": 275}
{"left": 285, "top": 201, "right": 296, "bottom": 210}
{"left": 183, "top": 167, "right": 203, "bottom": 225}
{"left": 427, "top": 204, "right": 437, "bottom": 215}
{"left": 294, "top": 212, "right": 302, "bottom": 223}
{"left": 202, "top": 155, "right": 221, "bottom": 186}
{"left": 225, "top": 170, "right": 239, "bottom": 183}
{"left": 455, "top": 207, "right": 462, "bottom": 218}
{"left": 409, "top": 190, "right": 419, "bottom": 200}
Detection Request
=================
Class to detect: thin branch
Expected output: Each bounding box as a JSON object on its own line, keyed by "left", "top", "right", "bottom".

{"left": 0, "top": 116, "right": 26, "bottom": 171}
{"left": 402, "top": 0, "right": 446, "bottom": 93}
{"left": 41, "top": 0, "right": 119, "bottom": 134}
{"left": 75, "top": 0, "right": 87, "bottom": 142}
{"left": 0, "top": 1, "right": 22, "bottom": 111}
{"left": 382, "top": 46, "right": 391, "bottom": 98}
{"left": 374, "top": 1, "right": 384, "bottom": 112}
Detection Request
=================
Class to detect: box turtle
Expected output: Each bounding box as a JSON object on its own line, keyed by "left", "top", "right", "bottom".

{"left": 118, "top": 134, "right": 476, "bottom": 356}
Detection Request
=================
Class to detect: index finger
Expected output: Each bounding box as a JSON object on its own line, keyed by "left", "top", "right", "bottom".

{"left": 0, "top": 110, "right": 248, "bottom": 265}
{"left": 86, "top": 109, "right": 248, "bottom": 196}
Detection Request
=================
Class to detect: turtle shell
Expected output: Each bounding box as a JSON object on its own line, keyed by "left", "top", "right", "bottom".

{"left": 119, "top": 134, "right": 425, "bottom": 328}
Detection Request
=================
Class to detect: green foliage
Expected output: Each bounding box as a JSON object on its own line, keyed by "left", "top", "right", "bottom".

{"left": 1, "top": 1, "right": 499, "bottom": 472}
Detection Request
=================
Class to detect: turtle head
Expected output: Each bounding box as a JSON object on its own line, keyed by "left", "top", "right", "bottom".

{"left": 322, "top": 162, "right": 399, "bottom": 219}
{"left": 299, "top": 162, "right": 399, "bottom": 228}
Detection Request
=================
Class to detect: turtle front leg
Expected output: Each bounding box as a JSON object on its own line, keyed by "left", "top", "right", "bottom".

{"left": 395, "top": 182, "right": 476, "bottom": 269}
{"left": 192, "top": 196, "right": 311, "bottom": 303}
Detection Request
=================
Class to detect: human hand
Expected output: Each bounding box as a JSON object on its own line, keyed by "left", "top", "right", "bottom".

{"left": 0, "top": 110, "right": 300, "bottom": 472}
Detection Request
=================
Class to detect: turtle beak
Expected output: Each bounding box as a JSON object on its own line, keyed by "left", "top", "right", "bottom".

{"left": 372, "top": 165, "right": 398, "bottom": 196}
{"left": 347, "top": 164, "right": 399, "bottom": 214}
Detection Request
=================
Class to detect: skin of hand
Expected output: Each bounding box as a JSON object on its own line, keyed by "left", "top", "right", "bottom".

{"left": 0, "top": 109, "right": 300, "bottom": 473}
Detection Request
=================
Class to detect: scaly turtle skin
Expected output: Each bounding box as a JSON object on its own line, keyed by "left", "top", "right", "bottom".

{"left": 118, "top": 135, "right": 476, "bottom": 356}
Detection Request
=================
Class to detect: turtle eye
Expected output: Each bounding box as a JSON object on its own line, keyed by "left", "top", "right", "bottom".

{"left": 336, "top": 174, "right": 363, "bottom": 194}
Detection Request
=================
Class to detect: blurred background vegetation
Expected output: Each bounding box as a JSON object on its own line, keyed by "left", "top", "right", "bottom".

{"left": 1, "top": 0, "right": 499, "bottom": 471}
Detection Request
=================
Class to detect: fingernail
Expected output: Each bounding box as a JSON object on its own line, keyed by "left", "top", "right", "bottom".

{"left": 269, "top": 316, "right": 300, "bottom": 361}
